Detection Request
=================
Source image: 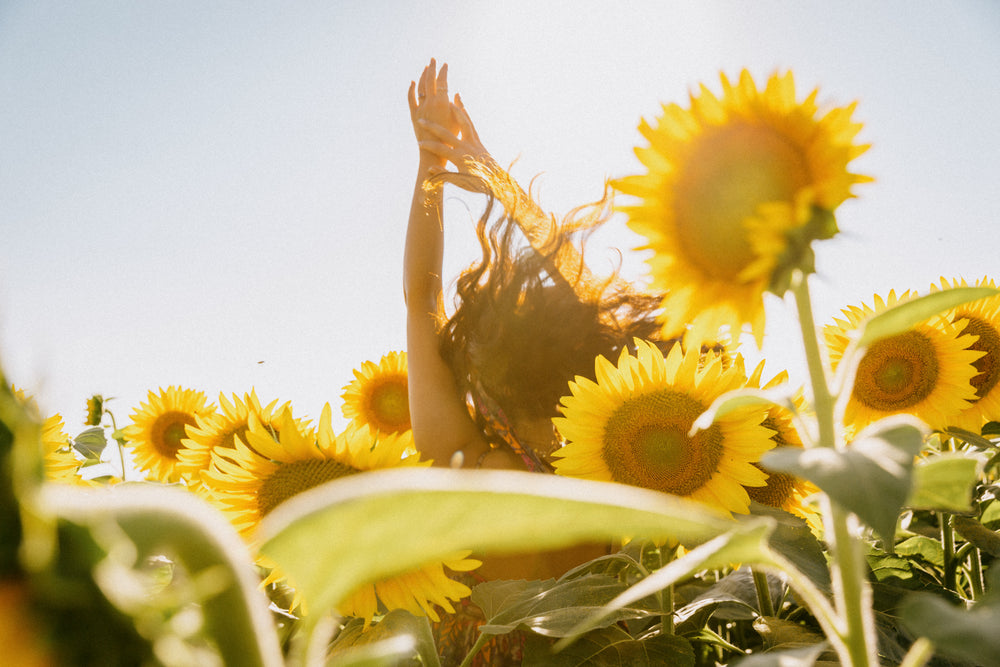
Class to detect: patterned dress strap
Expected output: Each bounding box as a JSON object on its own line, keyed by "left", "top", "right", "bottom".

{"left": 473, "top": 392, "right": 553, "bottom": 473}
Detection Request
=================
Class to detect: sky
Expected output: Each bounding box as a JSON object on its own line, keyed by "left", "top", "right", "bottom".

{"left": 1, "top": 1, "right": 999, "bottom": 436}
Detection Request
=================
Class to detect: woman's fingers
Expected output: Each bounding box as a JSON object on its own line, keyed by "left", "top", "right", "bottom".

{"left": 417, "top": 119, "right": 459, "bottom": 142}
{"left": 418, "top": 139, "right": 457, "bottom": 161}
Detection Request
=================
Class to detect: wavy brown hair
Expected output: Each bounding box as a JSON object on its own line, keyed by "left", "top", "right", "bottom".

{"left": 435, "top": 166, "right": 664, "bottom": 436}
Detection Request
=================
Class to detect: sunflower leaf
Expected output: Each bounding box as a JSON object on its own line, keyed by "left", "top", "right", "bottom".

{"left": 475, "top": 574, "right": 659, "bottom": 638}
{"left": 906, "top": 452, "right": 982, "bottom": 513}
{"left": 41, "top": 484, "right": 284, "bottom": 667}
{"left": 258, "top": 468, "right": 741, "bottom": 630}
{"left": 327, "top": 610, "right": 441, "bottom": 667}
{"left": 530, "top": 626, "right": 695, "bottom": 666}
{"left": 72, "top": 426, "right": 108, "bottom": 461}
{"left": 553, "top": 522, "right": 779, "bottom": 651}
{"left": 761, "top": 415, "right": 927, "bottom": 549}
{"left": 856, "top": 286, "right": 999, "bottom": 347}
{"left": 899, "top": 568, "right": 1000, "bottom": 665}
{"left": 729, "top": 640, "right": 829, "bottom": 666}
{"left": 690, "top": 388, "right": 793, "bottom": 436}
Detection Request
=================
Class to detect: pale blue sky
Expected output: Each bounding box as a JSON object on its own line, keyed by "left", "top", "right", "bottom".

{"left": 2, "top": 1, "right": 998, "bottom": 432}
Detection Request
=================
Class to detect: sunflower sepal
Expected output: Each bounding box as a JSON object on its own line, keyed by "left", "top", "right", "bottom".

{"left": 761, "top": 414, "right": 928, "bottom": 551}
{"left": 764, "top": 206, "right": 837, "bottom": 296}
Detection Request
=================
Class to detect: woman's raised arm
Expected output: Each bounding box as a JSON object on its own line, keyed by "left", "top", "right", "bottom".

{"left": 403, "top": 60, "right": 511, "bottom": 468}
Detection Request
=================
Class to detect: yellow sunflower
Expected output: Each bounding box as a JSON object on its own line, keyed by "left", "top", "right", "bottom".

{"left": 552, "top": 339, "right": 775, "bottom": 516}
{"left": 341, "top": 351, "right": 411, "bottom": 435}
{"left": 824, "top": 290, "right": 982, "bottom": 432}
{"left": 42, "top": 413, "right": 83, "bottom": 484}
{"left": 202, "top": 404, "right": 478, "bottom": 623}
{"left": 123, "top": 386, "right": 215, "bottom": 483}
{"left": 175, "top": 390, "right": 296, "bottom": 488}
{"left": 932, "top": 277, "right": 1000, "bottom": 431}
{"left": 614, "top": 69, "right": 871, "bottom": 345}
{"left": 743, "top": 362, "right": 819, "bottom": 521}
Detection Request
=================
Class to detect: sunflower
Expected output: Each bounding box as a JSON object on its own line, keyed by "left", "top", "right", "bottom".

{"left": 175, "top": 390, "right": 296, "bottom": 488}
{"left": 614, "top": 70, "right": 871, "bottom": 345}
{"left": 824, "top": 290, "right": 982, "bottom": 432}
{"left": 341, "top": 351, "right": 411, "bottom": 435}
{"left": 122, "top": 386, "right": 214, "bottom": 483}
{"left": 552, "top": 340, "right": 775, "bottom": 516}
{"left": 42, "top": 413, "right": 83, "bottom": 484}
{"left": 932, "top": 277, "right": 1000, "bottom": 431}
{"left": 743, "top": 362, "right": 819, "bottom": 520}
{"left": 202, "top": 404, "right": 478, "bottom": 623}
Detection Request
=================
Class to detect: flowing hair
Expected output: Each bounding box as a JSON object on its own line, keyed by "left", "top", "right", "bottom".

{"left": 434, "top": 164, "right": 664, "bottom": 442}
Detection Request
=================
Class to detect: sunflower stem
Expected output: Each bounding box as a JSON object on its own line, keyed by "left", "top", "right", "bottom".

{"left": 897, "top": 637, "right": 935, "bottom": 667}
{"left": 791, "top": 272, "right": 877, "bottom": 667}
{"left": 752, "top": 567, "right": 775, "bottom": 618}
{"left": 789, "top": 270, "right": 837, "bottom": 451}
{"left": 969, "top": 545, "right": 985, "bottom": 600}
{"left": 458, "top": 632, "right": 491, "bottom": 667}
{"left": 656, "top": 545, "right": 675, "bottom": 635}
{"left": 940, "top": 512, "right": 957, "bottom": 592}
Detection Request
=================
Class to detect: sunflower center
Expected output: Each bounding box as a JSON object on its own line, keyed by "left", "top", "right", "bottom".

{"left": 958, "top": 314, "right": 1000, "bottom": 401}
{"left": 257, "top": 460, "right": 361, "bottom": 517}
{"left": 151, "top": 411, "right": 197, "bottom": 460}
{"left": 366, "top": 376, "right": 411, "bottom": 433}
{"left": 601, "top": 390, "right": 723, "bottom": 496}
{"left": 673, "top": 122, "right": 810, "bottom": 281}
{"left": 747, "top": 418, "right": 797, "bottom": 508}
{"left": 853, "top": 331, "right": 939, "bottom": 411}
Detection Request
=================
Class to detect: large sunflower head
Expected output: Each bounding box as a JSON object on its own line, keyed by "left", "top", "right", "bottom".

{"left": 552, "top": 339, "right": 776, "bottom": 516}
{"left": 341, "top": 351, "right": 411, "bottom": 435}
{"left": 122, "top": 386, "right": 215, "bottom": 483}
{"left": 614, "top": 69, "right": 871, "bottom": 346}
{"left": 743, "top": 362, "right": 819, "bottom": 520}
{"left": 824, "top": 290, "right": 983, "bottom": 432}
{"left": 202, "top": 404, "right": 478, "bottom": 623}
{"left": 175, "top": 390, "right": 296, "bottom": 488}
{"left": 932, "top": 277, "right": 1000, "bottom": 431}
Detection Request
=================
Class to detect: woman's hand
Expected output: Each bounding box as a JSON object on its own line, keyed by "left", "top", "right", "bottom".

{"left": 408, "top": 59, "right": 459, "bottom": 168}
{"left": 416, "top": 95, "right": 498, "bottom": 179}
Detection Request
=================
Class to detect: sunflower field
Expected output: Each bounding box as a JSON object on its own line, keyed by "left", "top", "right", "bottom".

{"left": 4, "top": 70, "right": 1000, "bottom": 667}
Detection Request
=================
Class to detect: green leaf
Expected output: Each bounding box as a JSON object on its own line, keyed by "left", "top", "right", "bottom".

{"left": 899, "top": 569, "right": 1000, "bottom": 665}
{"left": 327, "top": 610, "right": 441, "bottom": 667}
{"left": 893, "top": 535, "right": 945, "bottom": 568}
{"left": 762, "top": 415, "right": 927, "bottom": 548}
{"left": 675, "top": 568, "right": 775, "bottom": 625}
{"left": 41, "top": 484, "right": 284, "bottom": 667}
{"left": 529, "top": 626, "right": 694, "bottom": 667}
{"left": 72, "top": 426, "right": 108, "bottom": 461}
{"left": 554, "top": 522, "right": 780, "bottom": 649}
{"left": 259, "top": 468, "right": 739, "bottom": 626}
{"left": 730, "top": 641, "right": 829, "bottom": 666}
{"left": 690, "top": 388, "right": 794, "bottom": 436}
{"left": 475, "top": 574, "right": 658, "bottom": 638}
{"left": 907, "top": 453, "right": 982, "bottom": 512}
{"left": 940, "top": 426, "right": 997, "bottom": 451}
{"left": 856, "top": 286, "right": 999, "bottom": 347}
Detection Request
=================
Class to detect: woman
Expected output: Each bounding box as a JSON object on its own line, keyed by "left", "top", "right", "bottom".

{"left": 405, "top": 59, "right": 663, "bottom": 480}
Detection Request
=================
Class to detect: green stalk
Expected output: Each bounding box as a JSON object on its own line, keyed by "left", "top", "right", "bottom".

{"left": 940, "top": 513, "right": 957, "bottom": 592}
{"left": 791, "top": 271, "right": 878, "bottom": 667}
{"left": 969, "top": 546, "right": 985, "bottom": 600}
{"left": 897, "top": 637, "right": 935, "bottom": 667}
{"left": 752, "top": 567, "right": 775, "bottom": 618}
{"left": 458, "top": 633, "right": 491, "bottom": 667}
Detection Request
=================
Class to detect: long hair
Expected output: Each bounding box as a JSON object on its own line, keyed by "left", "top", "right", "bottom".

{"left": 435, "top": 165, "right": 663, "bottom": 438}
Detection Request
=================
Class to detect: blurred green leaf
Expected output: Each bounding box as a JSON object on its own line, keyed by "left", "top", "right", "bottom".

{"left": 730, "top": 641, "right": 829, "bottom": 666}
{"left": 475, "top": 574, "right": 658, "bottom": 638}
{"left": 41, "top": 484, "right": 284, "bottom": 667}
{"left": 762, "top": 416, "right": 926, "bottom": 549}
{"left": 259, "top": 468, "right": 739, "bottom": 627}
{"left": 907, "top": 453, "right": 981, "bottom": 513}
{"left": 900, "top": 569, "right": 1000, "bottom": 665}
{"left": 528, "top": 626, "right": 694, "bottom": 667}
{"left": 327, "top": 610, "right": 440, "bottom": 667}
{"left": 857, "top": 286, "right": 999, "bottom": 347}
{"left": 72, "top": 426, "right": 108, "bottom": 461}
{"left": 940, "top": 426, "right": 996, "bottom": 451}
